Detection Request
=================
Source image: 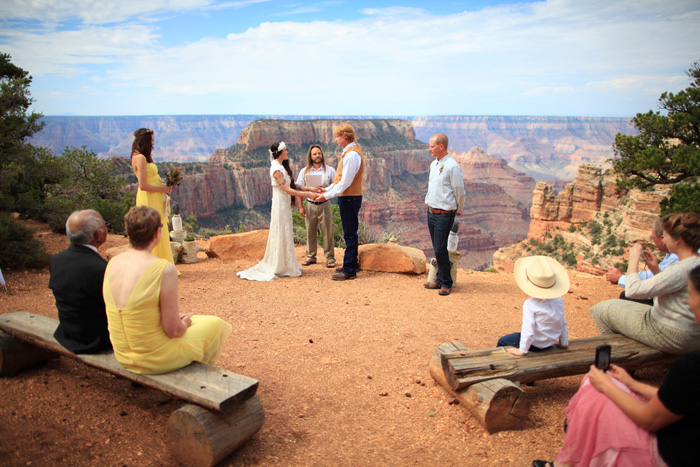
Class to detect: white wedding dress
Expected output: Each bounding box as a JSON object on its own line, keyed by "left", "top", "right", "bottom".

{"left": 237, "top": 160, "right": 302, "bottom": 281}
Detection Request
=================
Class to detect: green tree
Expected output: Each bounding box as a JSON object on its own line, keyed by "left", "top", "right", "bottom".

{"left": 612, "top": 60, "right": 700, "bottom": 213}
{"left": 0, "top": 53, "right": 51, "bottom": 213}
{"left": 42, "top": 146, "right": 134, "bottom": 233}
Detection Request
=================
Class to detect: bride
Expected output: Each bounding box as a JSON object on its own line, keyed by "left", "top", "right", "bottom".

{"left": 237, "top": 142, "right": 316, "bottom": 282}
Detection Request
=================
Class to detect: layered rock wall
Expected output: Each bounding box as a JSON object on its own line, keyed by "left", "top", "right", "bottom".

{"left": 494, "top": 163, "right": 671, "bottom": 274}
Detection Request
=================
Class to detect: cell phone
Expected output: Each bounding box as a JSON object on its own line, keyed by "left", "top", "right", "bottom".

{"left": 595, "top": 344, "right": 611, "bottom": 372}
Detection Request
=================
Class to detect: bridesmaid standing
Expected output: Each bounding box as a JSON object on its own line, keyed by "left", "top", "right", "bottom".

{"left": 130, "top": 128, "right": 175, "bottom": 267}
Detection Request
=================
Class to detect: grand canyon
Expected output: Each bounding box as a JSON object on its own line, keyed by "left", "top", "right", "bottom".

{"left": 33, "top": 115, "right": 637, "bottom": 269}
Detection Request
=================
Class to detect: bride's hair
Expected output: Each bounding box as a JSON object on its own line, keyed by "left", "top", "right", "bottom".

{"left": 270, "top": 142, "right": 299, "bottom": 207}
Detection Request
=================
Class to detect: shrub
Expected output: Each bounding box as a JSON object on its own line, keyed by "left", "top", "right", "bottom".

{"left": 0, "top": 213, "right": 50, "bottom": 270}
{"left": 484, "top": 266, "right": 498, "bottom": 273}
{"left": 562, "top": 251, "right": 577, "bottom": 268}
{"left": 357, "top": 222, "right": 377, "bottom": 245}
{"left": 588, "top": 221, "right": 602, "bottom": 235}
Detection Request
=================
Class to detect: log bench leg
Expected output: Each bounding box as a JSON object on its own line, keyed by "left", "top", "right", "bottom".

{"left": 429, "top": 341, "right": 530, "bottom": 433}
{"left": 0, "top": 330, "right": 57, "bottom": 377}
{"left": 167, "top": 395, "right": 265, "bottom": 467}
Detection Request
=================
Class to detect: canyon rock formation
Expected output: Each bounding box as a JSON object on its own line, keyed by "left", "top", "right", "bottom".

{"left": 493, "top": 164, "right": 670, "bottom": 274}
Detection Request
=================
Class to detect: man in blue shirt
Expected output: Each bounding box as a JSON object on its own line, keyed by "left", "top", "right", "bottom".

{"left": 423, "top": 133, "right": 465, "bottom": 296}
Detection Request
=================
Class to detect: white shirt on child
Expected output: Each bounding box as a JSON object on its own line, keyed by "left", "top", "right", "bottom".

{"left": 519, "top": 297, "right": 568, "bottom": 354}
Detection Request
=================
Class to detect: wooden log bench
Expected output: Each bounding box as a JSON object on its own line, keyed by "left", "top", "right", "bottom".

{"left": 429, "top": 334, "right": 677, "bottom": 433}
{"left": 0, "top": 311, "right": 264, "bottom": 467}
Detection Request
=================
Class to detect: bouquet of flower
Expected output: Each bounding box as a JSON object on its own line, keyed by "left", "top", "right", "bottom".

{"left": 166, "top": 167, "right": 183, "bottom": 186}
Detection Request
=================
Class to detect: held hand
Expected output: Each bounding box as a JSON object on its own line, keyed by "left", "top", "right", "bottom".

{"left": 506, "top": 347, "right": 525, "bottom": 356}
{"left": 456, "top": 211, "right": 463, "bottom": 216}
{"left": 180, "top": 313, "right": 193, "bottom": 328}
{"left": 606, "top": 267, "right": 623, "bottom": 284}
{"left": 311, "top": 187, "right": 323, "bottom": 193}
{"left": 163, "top": 186, "right": 172, "bottom": 195}
{"left": 299, "top": 207, "right": 306, "bottom": 218}
{"left": 644, "top": 252, "right": 659, "bottom": 269}
{"left": 607, "top": 364, "right": 634, "bottom": 387}
{"left": 629, "top": 242, "right": 644, "bottom": 263}
{"left": 587, "top": 364, "right": 614, "bottom": 393}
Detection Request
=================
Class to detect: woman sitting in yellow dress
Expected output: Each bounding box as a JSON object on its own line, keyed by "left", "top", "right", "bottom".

{"left": 103, "top": 205, "right": 232, "bottom": 374}
{"left": 130, "top": 128, "right": 175, "bottom": 265}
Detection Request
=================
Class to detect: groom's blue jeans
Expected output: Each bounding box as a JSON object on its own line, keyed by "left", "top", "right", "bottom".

{"left": 427, "top": 210, "right": 456, "bottom": 288}
{"left": 339, "top": 195, "right": 362, "bottom": 276}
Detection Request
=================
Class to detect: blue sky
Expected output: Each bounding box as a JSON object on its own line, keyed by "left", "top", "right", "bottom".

{"left": 1, "top": 0, "right": 699, "bottom": 117}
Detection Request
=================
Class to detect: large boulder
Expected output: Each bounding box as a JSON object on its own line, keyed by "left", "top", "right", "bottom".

{"left": 208, "top": 230, "right": 269, "bottom": 261}
{"left": 358, "top": 243, "right": 426, "bottom": 274}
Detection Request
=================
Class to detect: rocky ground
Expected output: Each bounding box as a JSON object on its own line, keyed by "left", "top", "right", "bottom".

{"left": 0, "top": 221, "right": 669, "bottom": 466}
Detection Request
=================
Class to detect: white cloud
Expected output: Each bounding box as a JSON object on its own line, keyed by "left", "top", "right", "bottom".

{"left": 0, "top": 0, "right": 212, "bottom": 25}
{"left": 1, "top": 25, "right": 159, "bottom": 76}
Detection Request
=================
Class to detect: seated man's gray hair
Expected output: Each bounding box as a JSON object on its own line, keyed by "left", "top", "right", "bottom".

{"left": 66, "top": 210, "right": 103, "bottom": 246}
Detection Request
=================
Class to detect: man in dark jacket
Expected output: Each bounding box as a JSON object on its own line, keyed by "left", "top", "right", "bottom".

{"left": 49, "top": 209, "right": 112, "bottom": 353}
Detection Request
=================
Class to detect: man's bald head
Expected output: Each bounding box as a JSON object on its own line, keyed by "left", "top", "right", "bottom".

{"left": 66, "top": 210, "right": 106, "bottom": 247}
{"left": 429, "top": 133, "right": 449, "bottom": 159}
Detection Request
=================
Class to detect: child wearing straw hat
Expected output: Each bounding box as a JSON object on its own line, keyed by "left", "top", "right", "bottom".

{"left": 497, "top": 255, "right": 570, "bottom": 356}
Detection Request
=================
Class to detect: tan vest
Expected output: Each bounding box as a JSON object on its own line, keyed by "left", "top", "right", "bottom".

{"left": 333, "top": 144, "right": 364, "bottom": 196}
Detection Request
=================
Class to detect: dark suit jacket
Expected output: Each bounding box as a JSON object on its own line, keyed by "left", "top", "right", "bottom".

{"left": 48, "top": 245, "right": 112, "bottom": 353}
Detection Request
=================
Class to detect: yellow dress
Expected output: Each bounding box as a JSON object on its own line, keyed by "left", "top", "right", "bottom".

{"left": 135, "top": 163, "right": 175, "bottom": 265}
{"left": 103, "top": 259, "right": 233, "bottom": 375}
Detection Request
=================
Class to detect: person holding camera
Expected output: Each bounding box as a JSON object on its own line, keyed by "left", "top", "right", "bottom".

{"left": 591, "top": 212, "right": 700, "bottom": 354}
{"left": 606, "top": 218, "right": 679, "bottom": 305}
{"left": 533, "top": 265, "right": 700, "bottom": 467}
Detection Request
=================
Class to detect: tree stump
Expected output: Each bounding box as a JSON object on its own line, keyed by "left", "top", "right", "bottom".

{"left": 0, "top": 330, "right": 56, "bottom": 376}
{"left": 429, "top": 341, "right": 529, "bottom": 433}
{"left": 167, "top": 395, "right": 265, "bottom": 466}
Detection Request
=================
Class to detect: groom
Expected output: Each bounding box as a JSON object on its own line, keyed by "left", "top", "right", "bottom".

{"left": 312, "top": 123, "right": 364, "bottom": 281}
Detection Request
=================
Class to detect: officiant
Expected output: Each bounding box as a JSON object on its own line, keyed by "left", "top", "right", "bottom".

{"left": 295, "top": 144, "right": 337, "bottom": 269}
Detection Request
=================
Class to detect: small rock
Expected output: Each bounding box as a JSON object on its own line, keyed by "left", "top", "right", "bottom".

{"left": 367, "top": 375, "right": 372, "bottom": 379}
{"left": 405, "top": 392, "right": 412, "bottom": 398}
{"left": 309, "top": 339, "right": 314, "bottom": 343}
{"left": 379, "top": 392, "right": 388, "bottom": 397}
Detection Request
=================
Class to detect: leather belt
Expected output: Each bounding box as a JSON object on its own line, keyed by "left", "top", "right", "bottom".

{"left": 428, "top": 207, "right": 456, "bottom": 214}
{"left": 308, "top": 200, "right": 328, "bottom": 205}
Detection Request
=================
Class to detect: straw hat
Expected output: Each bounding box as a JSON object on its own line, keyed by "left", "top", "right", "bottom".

{"left": 514, "top": 255, "right": 570, "bottom": 299}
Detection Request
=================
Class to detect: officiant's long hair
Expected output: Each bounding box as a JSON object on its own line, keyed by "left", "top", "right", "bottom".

{"left": 304, "top": 144, "right": 326, "bottom": 175}
{"left": 271, "top": 142, "right": 299, "bottom": 207}
{"left": 131, "top": 128, "right": 154, "bottom": 163}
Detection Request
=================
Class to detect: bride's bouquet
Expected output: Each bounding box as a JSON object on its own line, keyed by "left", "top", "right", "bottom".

{"left": 166, "top": 167, "right": 183, "bottom": 186}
